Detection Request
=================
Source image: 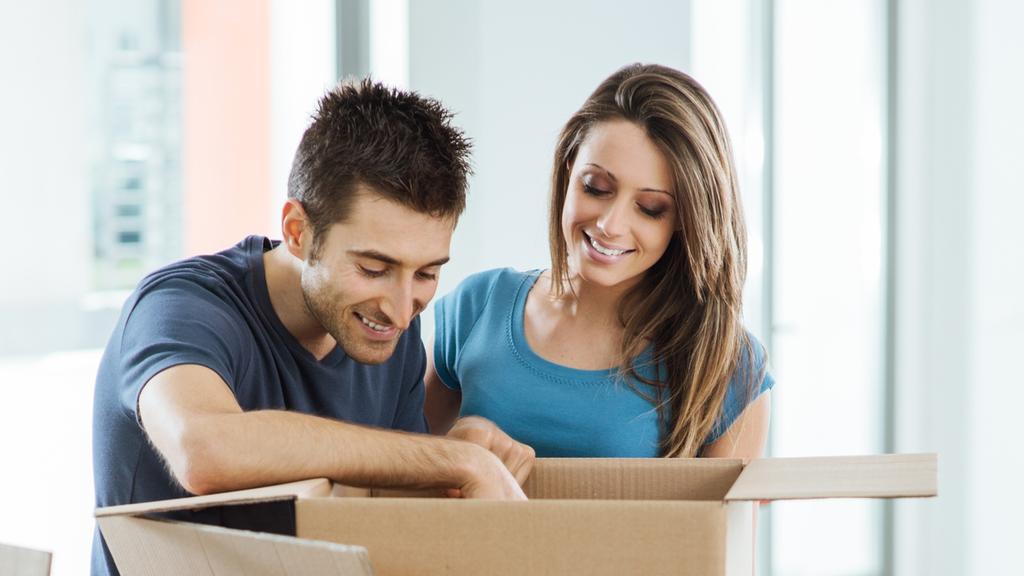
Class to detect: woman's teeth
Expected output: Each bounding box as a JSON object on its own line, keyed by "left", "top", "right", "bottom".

{"left": 588, "top": 235, "right": 629, "bottom": 256}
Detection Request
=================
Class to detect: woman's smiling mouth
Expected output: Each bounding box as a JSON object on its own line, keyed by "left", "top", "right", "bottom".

{"left": 583, "top": 231, "right": 635, "bottom": 258}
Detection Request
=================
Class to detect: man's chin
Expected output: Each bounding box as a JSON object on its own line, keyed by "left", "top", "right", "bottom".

{"left": 341, "top": 340, "right": 400, "bottom": 365}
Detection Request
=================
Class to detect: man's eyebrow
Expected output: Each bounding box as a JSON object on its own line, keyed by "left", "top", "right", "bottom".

{"left": 348, "top": 249, "right": 450, "bottom": 268}
{"left": 423, "top": 256, "right": 451, "bottom": 267}
{"left": 585, "top": 163, "right": 671, "bottom": 196}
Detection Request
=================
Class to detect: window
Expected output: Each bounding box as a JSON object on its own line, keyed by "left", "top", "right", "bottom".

{"left": 692, "top": 0, "right": 890, "bottom": 573}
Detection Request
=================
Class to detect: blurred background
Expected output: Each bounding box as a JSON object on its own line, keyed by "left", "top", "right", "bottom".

{"left": 1, "top": 0, "right": 1021, "bottom": 574}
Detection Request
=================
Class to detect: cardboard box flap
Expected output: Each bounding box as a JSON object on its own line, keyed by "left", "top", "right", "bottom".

{"left": 334, "top": 458, "right": 747, "bottom": 501}
{"left": 98, "top": 515, "right": 373, "bottom": 576}
{"left": 0, "top": 543, "right": 52, "bottom": 576}
{"left": 95, "top": 478, "right": 332, "bottom": 518}
{"left": 523, "top": 457, "right": 745, "bottom": 500}
{"left": 724, "top": 453, "right": 937, "bottom": 501}
{"left": 297, "top": 497, "right": 727, "bottom": 576}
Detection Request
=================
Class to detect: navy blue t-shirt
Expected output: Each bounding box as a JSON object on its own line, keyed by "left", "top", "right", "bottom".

{"left": 91, "top": 236, "right": 428, "bottom": 575}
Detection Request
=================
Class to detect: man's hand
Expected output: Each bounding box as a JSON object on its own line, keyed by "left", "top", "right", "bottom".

{"left": 448, "top": 416, "right": 535, "bottom": 486}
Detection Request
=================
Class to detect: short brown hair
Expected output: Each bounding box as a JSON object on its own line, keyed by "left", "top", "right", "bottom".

{"left": 288, "top": 79, "right": 472, "bottom": 255}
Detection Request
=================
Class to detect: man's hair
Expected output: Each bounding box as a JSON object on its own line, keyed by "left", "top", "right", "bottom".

{"left": 287, "top": 79, "right": 472, "bottom": 256}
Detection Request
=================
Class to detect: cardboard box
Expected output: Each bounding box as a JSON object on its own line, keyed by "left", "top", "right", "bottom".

{"left": 96, "top": 454, "right": 937, "bottom": 576}
{"left": 0, "top": 543, "right": 52, "bottom": 576}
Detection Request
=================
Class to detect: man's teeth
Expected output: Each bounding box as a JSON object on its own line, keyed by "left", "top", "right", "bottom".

{"left": 589, "top": 235, "right": 628, "bottom": 256}
{"left": 359, "top": 314, "right": 389, "bottom": 332}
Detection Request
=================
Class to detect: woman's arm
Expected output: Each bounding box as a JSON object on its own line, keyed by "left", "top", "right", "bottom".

{"left": 701, "top": 391, "right": 772, "bottom": 459}
{"left": 423, "top": 335, "right": 463, "bottom": 434}
{"left": 422, "top": 335, "right": 535, "bottom": 485}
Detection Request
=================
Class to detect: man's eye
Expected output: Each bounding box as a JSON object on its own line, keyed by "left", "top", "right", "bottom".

{"left": 358, "top": 265, "right": 387, "bottom": 278}
{"left": 416, "top": 271, "right": 438, "bottom": 281}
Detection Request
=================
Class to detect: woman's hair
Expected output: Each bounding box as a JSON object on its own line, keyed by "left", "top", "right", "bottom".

{"left": 548, "top": 63, "right": 762, "bottom": 457}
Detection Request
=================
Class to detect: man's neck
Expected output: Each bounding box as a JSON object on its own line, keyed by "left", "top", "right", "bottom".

{"left": 262, "top": 244, "right": 336, "bottom": 359}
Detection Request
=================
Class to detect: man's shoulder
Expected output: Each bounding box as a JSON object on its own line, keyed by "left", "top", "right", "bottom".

{"left": 122, "top": 237, "right": 267, "bottom": 316}
{"left": 137, "top": 236, "right": 263, "bottom": 291}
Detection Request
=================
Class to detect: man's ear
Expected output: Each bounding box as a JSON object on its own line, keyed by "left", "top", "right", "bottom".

{"left": 281, "top": 199, "right": 310, "bottom": 259}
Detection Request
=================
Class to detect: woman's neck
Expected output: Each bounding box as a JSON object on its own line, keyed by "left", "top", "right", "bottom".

{"left": 547, "top": 272, "right": 638, "bottom": 329}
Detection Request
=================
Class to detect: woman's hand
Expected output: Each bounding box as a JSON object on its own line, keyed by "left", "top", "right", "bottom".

{"left": 447, "top": 416, "right": 536, "bottom": 487}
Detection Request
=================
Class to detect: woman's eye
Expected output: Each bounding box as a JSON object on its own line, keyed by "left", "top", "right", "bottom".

{"left": 638, "top": 204, "right": 667, "bottom": 219}
{"left": 582, "top": 183, "right": 610, "bottom": 197}
{"left": 359, "top": 266, "right": 387, "bottom": 278}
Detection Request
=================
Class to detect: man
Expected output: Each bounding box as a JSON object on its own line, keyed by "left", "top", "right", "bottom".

{"left": 92, "top": 80, "right": 534, "bottom": 575}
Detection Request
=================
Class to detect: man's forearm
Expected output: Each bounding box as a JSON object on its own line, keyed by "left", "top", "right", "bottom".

{"left": 177, "top": 409, "right": 483, "bottom": 495}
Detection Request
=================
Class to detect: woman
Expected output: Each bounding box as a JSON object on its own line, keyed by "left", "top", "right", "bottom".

{"left": 427, "top": 63, "right": 773, "bottom": 459}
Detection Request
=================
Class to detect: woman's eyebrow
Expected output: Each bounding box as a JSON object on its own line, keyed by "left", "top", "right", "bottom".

{"left": 585, "top": 163, "right": 615, "bottom": 181}
{"left": 585, "top": 163, "right": 671, "bottom": 195}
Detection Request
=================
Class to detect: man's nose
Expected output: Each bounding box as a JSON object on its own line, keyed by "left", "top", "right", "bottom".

{"left": 380, "top": 280, "right": 415, "bottom": 330}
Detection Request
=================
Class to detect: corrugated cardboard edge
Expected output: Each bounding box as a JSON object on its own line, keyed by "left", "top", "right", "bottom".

{"left": 0, "top": 543, "right": 52, "bottom": 576}
{"left": 724, "top": 453, "right": 938, "bottom": 501}
{"left": 335, "top": 458, "right": 747, "bottom": 500}
{"left": 523, "top": 458, "right": 745, "bottom": 500}
{"left": 98, "top": 515, "right": 373, "bottom": 576}
{"left": 95, "top": 477, "right": 333, "bottom": 518}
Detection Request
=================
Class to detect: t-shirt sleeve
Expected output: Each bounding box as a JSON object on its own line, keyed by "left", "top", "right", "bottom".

{"left": 117, "top": 277, "right": 246, "bottom": 427}
{"left": 432, "top": 269, "right": 505, "bottom": 391}
{"left": 390, "top": 319, "right": 429, "bottom": 433}
{"left": 704, "top": 332, "right": 775, "bottom": 446}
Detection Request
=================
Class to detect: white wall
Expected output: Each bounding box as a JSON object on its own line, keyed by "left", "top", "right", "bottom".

{"left": 0, "top": 1, "right": 90, "bottom": 305}
{"left": 0, "top": 0, "right": 131, "bottom": 355}
{"left": 268, "top": 0, "right": 338, "bottom": 231}
{"left": 895, "top": 0, "right": 1024, "bottom": 574}
{"left": 966, "top": 0, "right": 1024, "bottom": 572}
{"left": 0, "top": 6, "right": 103, "bottom": 573}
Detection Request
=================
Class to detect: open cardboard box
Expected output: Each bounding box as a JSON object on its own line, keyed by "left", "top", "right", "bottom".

{"left": 96, "top": 454, "right": 936, "bottom": 575}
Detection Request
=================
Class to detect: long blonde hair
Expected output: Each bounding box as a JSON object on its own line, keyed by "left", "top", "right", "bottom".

{"left": 548, "top": 63, "right": 762, "bottom": 457}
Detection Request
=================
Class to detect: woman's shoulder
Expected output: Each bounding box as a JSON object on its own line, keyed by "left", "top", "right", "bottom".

{"left": 725, "top": 329, "right": 774, "bottom": 406}
{"left": 436, "top": 267, "right": 542, "bottom": 320}
{"left": 739, "top": 329, "right": 771, "bottom": 378}
{"left": 448, "top": 267, "right": 542, "bottom": 300}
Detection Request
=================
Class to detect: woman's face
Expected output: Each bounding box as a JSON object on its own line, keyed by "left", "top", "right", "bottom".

{"left": 561, "top": 119, "right": 678, "bottom": 291}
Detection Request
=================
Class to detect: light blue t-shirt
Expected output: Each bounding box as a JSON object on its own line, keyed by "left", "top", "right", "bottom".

{"left": 433, "top": 268, "right": 774, "bottom": 457}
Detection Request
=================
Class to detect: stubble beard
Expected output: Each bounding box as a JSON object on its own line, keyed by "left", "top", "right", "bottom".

{"left": 300, "top": 276, "right": 400, "bottom": 365}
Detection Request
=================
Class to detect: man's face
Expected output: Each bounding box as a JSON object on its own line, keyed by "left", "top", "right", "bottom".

{"left": 300, "top": 190, "right": 454, "bottom": 365}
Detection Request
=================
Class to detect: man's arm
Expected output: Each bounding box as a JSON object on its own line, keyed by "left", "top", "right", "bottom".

{"left": 139, "top": 363, "right": 526, "bottom": 499}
